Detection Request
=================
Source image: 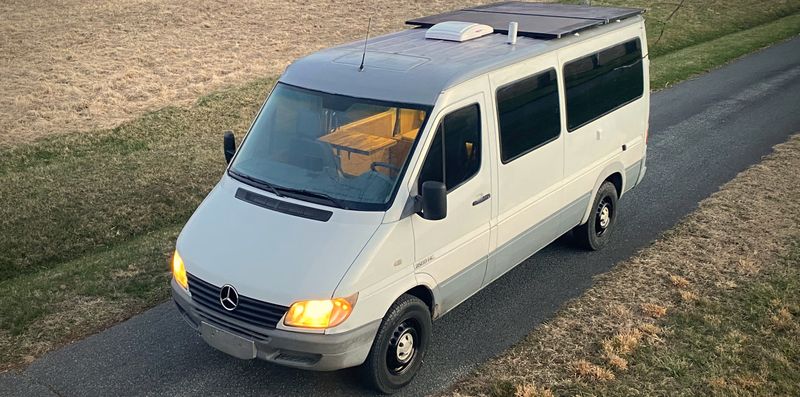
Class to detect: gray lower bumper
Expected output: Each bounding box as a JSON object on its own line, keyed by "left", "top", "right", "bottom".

{"left": 171, "top": 280, "right": 379, "bottom": 371}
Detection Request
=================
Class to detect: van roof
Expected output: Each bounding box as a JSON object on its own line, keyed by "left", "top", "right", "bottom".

{"left": 280, "top": 3, "right": 644, "bottom": 105}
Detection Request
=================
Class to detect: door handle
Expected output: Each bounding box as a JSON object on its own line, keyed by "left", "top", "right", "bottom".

{"left": 472, "top": 193, "right": 491, "bottom": 206}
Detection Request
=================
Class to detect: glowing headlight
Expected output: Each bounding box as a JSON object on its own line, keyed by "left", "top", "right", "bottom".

{"left": 171, "top": 250, "right": 188, "bottom": 290}
{"left": 284, "top": 294, "right": 358, "bottom": 329}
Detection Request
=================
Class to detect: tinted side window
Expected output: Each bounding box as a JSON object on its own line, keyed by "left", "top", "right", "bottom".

{"left": 564, "top": 38, "right": 644, "bottom": 131}
{"left": 418, "top": 104, "right": 481, "bottom": 191}
{"left": 496, "top": 69, "right": 561, "bottom": 163}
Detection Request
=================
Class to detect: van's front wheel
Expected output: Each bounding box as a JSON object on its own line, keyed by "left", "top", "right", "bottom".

{"left": 361, "top": 294, "right": 431, "bottom": 394}
{"left": 574, "top": 181, "right": 618, "bottom": 250}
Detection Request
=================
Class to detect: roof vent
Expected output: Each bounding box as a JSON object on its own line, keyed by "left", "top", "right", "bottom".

{"left": 425, "top": 21, "right": 494, "bottom": 42}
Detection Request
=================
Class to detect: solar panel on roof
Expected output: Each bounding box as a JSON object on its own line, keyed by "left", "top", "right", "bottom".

{"left": 407, "top": 10, "right": 600, "bottom": 39}
{"left": 407, "top": 1, "right": 644, "bottom": 40}
{"left": 470, "top": 2, "right": 643, "bottom": 23}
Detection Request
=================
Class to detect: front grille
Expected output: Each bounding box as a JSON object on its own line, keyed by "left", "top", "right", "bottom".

{"left": 187, "top": 273, "right": 289, "bottom": 334}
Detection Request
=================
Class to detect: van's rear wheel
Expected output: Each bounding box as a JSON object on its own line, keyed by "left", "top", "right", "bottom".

{"left": 574, "top": 181, "right": 618, "bottom": 251}
{"left": 361, "top": 294, "right": 431, "bottom": 394}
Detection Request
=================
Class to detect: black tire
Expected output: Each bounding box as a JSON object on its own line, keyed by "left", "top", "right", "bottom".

{"left": 360, "top": 294, "right": 432, "bottom": 394}
{"left": 574, "top": 181, "right": 618, "bottom": 251}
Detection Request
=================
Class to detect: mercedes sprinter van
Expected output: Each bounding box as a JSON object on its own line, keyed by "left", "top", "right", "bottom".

{"left": 171, "top": 2, "right": 649, "bottom": 393}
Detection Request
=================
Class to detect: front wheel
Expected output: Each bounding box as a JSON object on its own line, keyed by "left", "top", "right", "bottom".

{"left": 574, "top": 181, "right": 618, "bottom": 251}
{"left": 360, "top": 294, "right": 431, "bottom": 394}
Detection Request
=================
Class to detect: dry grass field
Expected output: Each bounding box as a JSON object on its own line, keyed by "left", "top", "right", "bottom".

{"left": 0, "top": 0, "right": 488, "bottom": 146}
{"left": 3, "top": 0, "right": 799, "bottom": 146}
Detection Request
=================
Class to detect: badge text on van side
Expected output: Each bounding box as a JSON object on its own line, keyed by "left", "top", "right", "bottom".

{"left": 414, "top": 256, "right": 434, "bottom": 269}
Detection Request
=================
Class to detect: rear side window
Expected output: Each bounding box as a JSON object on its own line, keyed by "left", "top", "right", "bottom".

{"left": 496, "top": 69, "right": 561, "bottom": 163}
{"left": 564, "top": 38, "right": 644, "bottom": 131}
{"left": 418, "top": 104, "right": 481, "bottom": 191}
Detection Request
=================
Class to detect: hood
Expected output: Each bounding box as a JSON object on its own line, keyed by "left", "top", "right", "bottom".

{"left": 176, "top": 175, "right": 384, "bottom": 306}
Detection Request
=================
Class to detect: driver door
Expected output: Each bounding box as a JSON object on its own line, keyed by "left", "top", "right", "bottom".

{"left": 411, "top": 88, "right": 492, "bottom": 314}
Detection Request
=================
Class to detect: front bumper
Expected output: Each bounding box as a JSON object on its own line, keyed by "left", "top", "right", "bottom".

{"left": 171, "top": 280, "right": 379, "bottom": 371}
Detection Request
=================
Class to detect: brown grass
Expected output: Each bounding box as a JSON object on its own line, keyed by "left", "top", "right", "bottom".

{"left": 637, "top": 322, "right": 660, "bottom": 337}
{"left": 669, "top": 274, "right": 690, "bottom": 288}
{"left": 573, "top": 359, "right": 616, "bottom": 381}
{"left": 770, "top": 306, "right": 794, "bottom": 331}
{"left": 514, "top": 384, "right": 555, "bottom": 397}
{"left": 678, "top": 289, "right": 698, "bottom": 302}
{"left": 0, "top": 0, "right": 491, "bottom": 146}
{"left": 640, "top": 302, "right": 668, "bottom": 318}
{"left": 3, "top": 0, "right": 799, "bottom": 146}
{"left": 446, "top": 134, "right": 800, "bottom": 396}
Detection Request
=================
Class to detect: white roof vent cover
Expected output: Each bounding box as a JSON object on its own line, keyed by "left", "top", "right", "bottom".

{"left": 425, "top": 21, "right": 494, "bottom": 42}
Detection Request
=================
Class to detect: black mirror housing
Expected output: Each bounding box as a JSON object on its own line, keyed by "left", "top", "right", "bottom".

{"left": 419, "top": 181, "right": 447, "bottom": 220}
{"left": 223, "top": 131, "right": 236, "bottom": 164}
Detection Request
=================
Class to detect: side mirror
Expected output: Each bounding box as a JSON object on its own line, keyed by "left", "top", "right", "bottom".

{"left": 223, "top": 131, "right": 236, "bottom": 164}
{"left": 418, "top": 181, "right": 447, "bottom": 220}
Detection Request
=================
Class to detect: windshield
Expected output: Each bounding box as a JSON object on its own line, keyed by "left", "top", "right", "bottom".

{"left": 230, "top": 83, "right": 430, "bottom": 211}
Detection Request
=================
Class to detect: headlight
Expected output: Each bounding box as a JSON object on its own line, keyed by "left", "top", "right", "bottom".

{"left": 284, "top": 293, "right": 358, "bottom": 329}
{"left": 171, "top": 250, "right": 188, "bottom": 290}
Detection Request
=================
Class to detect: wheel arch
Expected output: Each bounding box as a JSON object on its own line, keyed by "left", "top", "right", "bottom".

{"left": 405, "top": 285, "right": 435, "bottom": 317}
{"left": 580, "top": 163, "right": 625, "bottom": 225}
{"left": 409, "top": 272, "right": 441, "bottom": 318}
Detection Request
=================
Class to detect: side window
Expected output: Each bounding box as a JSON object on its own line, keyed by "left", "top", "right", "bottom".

{"left": 496, "top": 69, "right": 561, "bottom": 163}
{"left": 418, "top": 104, "right": 481, "bottom": 192}
{"left": 564, "top": 38, "right": 644, "bottom": 131}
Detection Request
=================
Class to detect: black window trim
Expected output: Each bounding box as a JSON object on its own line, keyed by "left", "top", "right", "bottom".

{"left": 494, "top": 67, "right": 563, "bottom": 165}
{"left": 416, "top": 102, "right": 483, "bottom": 195}
{"left": 563, "top": 37, "right": 645, "bottom": 133}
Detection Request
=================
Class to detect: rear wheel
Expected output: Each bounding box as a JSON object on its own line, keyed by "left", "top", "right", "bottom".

{"left": 574, "top": 181, "right": 618, "bottom": 250}
{"left": 361, "top": 294, "right": 431, "bottom": 394}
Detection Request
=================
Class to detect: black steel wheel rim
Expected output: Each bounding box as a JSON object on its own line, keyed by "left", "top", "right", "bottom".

{"left": 595, "top": 197, "right": 613, "bottom": 237}
{"left": 385, "top": 319, "right": 419, "bottom": 376}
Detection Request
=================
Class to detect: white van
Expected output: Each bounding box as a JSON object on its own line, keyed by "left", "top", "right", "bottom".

{"left": 171, "top": 2, "right": 649, "bottom": 393}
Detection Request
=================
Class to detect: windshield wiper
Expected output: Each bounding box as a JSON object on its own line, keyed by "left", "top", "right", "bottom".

{"left": 276, "top": 187, "right": 350, "bottom": 210}
{"left": 228, "top": 169, "right": 285, "bottom": 198}
{"left": 229, "top": 170, "right": 349, "bottom": 210}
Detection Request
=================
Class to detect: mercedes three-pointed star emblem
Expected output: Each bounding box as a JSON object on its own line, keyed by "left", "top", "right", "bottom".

{"left": 219, "top": 284, "right": 239, "bottom": 311}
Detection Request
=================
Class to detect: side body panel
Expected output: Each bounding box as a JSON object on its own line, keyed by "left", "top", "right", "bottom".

{"left": 558, "top": 21, "right": 650, "bottom": 224}
{"left": 409, "top": 78, "right": 494, "bottom": 315}
{"left": 418, "top": 20, "right": 649, "bottom": 318}
{"left": 330, "top": 220, "right": 419, "bottom": 335}
{"left": 483, "top": 50, "right": 569, "bottom": 284}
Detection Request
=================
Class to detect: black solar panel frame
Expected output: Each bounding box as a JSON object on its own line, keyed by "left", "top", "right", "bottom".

{"left": 406, "top": 1, "right": 644, "bottom": 40}
{"left": 470, "top": 2, "right": 643, "bottom": 23}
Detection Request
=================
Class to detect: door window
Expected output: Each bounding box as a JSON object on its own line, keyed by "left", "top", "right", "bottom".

{"left": 418, "top": 104, "right": 482, "bottom": 192}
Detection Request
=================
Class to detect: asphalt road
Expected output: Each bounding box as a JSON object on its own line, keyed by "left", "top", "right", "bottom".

{"left": 3, "top": 37, "right": 800, "bottom": 397}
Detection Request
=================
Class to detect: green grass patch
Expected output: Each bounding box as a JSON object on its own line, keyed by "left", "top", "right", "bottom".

{"left": 651, "top": 13, "right": 800, "bottom": 89}
{"left": 0, "top": 226, "right": 180, "bottom": 368}
{"left": 587, "top": 0, "right": 800, "bottom": 58}
{"left": 0, "top": 77, "right": 274, "bottom": 370}
{"left": 0, "top": 78, "right": 273, "bottom": 281}
{"left": 571, "top": 242, "right": 800, "bottom": 397}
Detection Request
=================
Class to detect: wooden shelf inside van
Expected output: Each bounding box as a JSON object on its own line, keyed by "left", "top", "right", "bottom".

{"left": 319, "top": 130, "right": 398, "bottom": 156}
